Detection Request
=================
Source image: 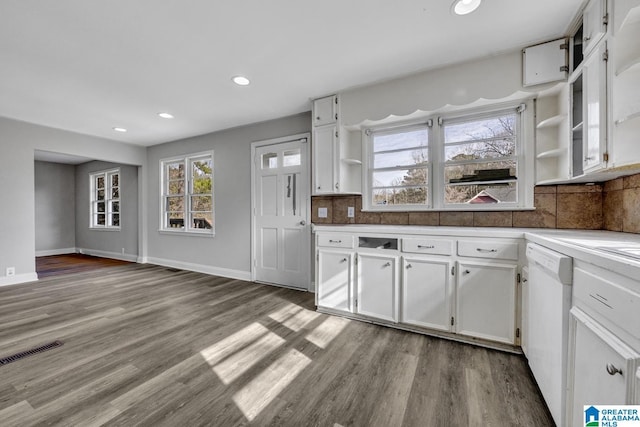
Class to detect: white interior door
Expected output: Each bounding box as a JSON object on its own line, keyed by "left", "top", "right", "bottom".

{"left": 253, "top": 137, "right": 310, "bottom": 289}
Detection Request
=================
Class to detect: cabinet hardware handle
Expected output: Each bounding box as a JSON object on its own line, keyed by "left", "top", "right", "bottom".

{"left": 340, "top": 258, "right": 347, "bottom": 263}
{"left": 606, "top": 363, "right": 622, "bottom": 376}
{"left": 418, "top": 245, "right": 435, "bottom": 249}
{"left": 329, "top": 239, "right": 342, "bottom": 243}
{"left": 406, "top": 264, "right": 412, "bottom": 269}
{"left": 335, "top": 183, "right": 339, "bottom": 189}
{"left": 299, "top": 220, "right": 306, "bottom": 226}
{"left": 476, "top": 248, "right": 497, "bottom": 253}
{"left": 317, "top": 186, "right": 321, "bottom": 190}
{"left": 316, "top": 116, "right": 321, "bottom": 121}
{"left": 583, "top": 36, "right": 591, "bottom": 42}
{"left": 383, "top": 262, "right": 391, "bottom": 267}
{"left": 464, "top": 269, "right": 471, "bottom": 274}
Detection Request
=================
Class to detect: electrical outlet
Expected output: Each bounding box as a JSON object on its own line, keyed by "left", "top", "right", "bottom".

{"left": 6, "top": 267, "right": 15, "bottom": 277}
{"left": 347, "top": 206, "right": 355, "bottom": 218}
{"left": 318, "top": 207, "right": 328, "bottom": 218}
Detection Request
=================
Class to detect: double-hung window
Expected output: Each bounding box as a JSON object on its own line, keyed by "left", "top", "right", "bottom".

{"left": 364, "top": 105, "right": 529, "bottom": 211}
{"left": 161, "top": 152, "right": 214, "bottom": 234}
{"left": 90, "top": 169, "right": 120, "bottom": 229}
{"left": 369, "top": 124, "right": 430, "bottom": 208}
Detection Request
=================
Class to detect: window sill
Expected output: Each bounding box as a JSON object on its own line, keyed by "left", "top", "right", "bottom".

{"left": 89, "top": 227, "right": 121, "bottom": 231}
{"left": 158, "top": 229, "right": 215, "bottom": 237}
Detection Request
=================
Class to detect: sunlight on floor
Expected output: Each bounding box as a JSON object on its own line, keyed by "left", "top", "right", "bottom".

{"left": 305, "top": 315, "right": 349, "bottom": 349}
{"left": 232, "top": 348, "right": 311, "bottom": 421}
{"left": 200, "top": 323, "right": 284, "bottom": 385}
{"left": 268, "top": 302, "right": 321, "bottom": 332}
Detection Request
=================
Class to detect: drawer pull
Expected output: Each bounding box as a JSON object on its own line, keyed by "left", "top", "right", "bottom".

{"left": 340, "top": 258, "right": 348, "bottom": 263}
{"left": 406, "top": 264, "right": 412, "bottom": 269}
{"left": 606, "top": 364, "right": 623, "bottom": 376}
{"left": 383, "top": 262, "right": 391, "bottom": 267}
{"left": 329, "top": 239, "right": 342, "bottom": 244}
{"left": 418, "top": 245, "right": 435, "bottom": 249}
{"left": 476, "top": 248, "right": 498, "bottom": 253}
{"left": 464, "top": 269, "right": 471, "bottom": 274}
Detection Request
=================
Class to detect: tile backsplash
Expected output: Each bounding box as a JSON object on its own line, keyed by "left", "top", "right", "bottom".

{"left": 311, "top": 172, "right": 640, "bottom": 234}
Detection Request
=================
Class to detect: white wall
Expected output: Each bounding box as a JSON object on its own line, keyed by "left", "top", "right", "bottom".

{"left": 75, "top": 161, "right": 139, "bottom": 261}
{"left": 34, "top": 161, "right": 76, "bottom": 254}
{"left": 0, "top": 117, "right": 145, "bottom": 285}
{"left": 146, "top": 112, "right": 310, "bottom": 279}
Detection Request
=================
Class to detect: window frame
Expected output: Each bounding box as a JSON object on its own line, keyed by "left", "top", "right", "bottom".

{"left": 89, "top": 168, "right": 121, "bottom": 230}
{"left": 363, "top": 102, "right": 533, "bottom": 211}
{"left": 159, "top": 151, "right": 214, "bottom": 236}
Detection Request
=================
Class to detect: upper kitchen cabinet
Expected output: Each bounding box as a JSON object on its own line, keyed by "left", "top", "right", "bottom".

{"left": 582, "top": 0, "right": 608, "bottom": 56}
{"left": 312, "top": 95, "right": 362, "bottom": 195}
{"left": 313, "top": 95, "right": 338, "bottom": 127}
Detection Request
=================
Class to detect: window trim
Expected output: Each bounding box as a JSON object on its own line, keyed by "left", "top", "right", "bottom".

{"left": 89, "top": 168, "right": 121, "bottom": 230}
{"left": 159, "top": 151, "right": 215, "bottom": 236}
{"left": 362, "top": 102, "right": 534, "bottom": 211}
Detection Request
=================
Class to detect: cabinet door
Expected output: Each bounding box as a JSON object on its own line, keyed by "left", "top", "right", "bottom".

{"left": 357, "top": 253, "right": 398, "bottom": 322}
{"left": 456, "top": 261, "right": 517, "bottom": 344}
{"left": 401, "top": 256, "right": 452, "bottom": 331}
{"left": 582, "top": 42, "right": 608, "bottom": 173}
{"left": 313, "top": 95, "right": 337, "bottom": 127}
{"left": 567, "top": 308, "right": 638, "bottom": 427}
{"left": 582, "top": 0, "right": 607, "bottom": 56}
{"left": 312, "top": 125, "right": 337, "bottom": 195}
{"left": 317, "top": 250, "right": 353, "bottom": 313}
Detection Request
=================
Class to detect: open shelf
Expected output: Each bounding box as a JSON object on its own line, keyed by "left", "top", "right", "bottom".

{"left": 537, "top": 148, "right": 567, "bottom": 159}
{"left": 447, "top": 178, "right": 517, "bottom": 187}
{"left": 536, "top": 114, "right": 567, "bottom": 129}
{"left": 341, "top": 158, "right": 362, "bottom": 165}
{"left": 615, "top": 110, "right": 640, "bottom": 125}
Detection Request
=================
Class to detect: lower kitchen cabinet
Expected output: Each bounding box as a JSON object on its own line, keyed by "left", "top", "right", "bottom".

{"left": 356, "top": 253, "right": 399, "bottom": 322}
{"left": 455, "top": 261, "right": 517, "bottom": 344}
{"left": 401, "top": 256, "right": 452, "bottom": 332}
{"left": 316, "top": 249, "right": 354, "bottom": 313}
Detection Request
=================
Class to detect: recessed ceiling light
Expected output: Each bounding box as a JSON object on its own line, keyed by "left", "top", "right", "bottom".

{"left": 113, "top": 127, "right": 127, "bottom": 133}
{"left": 452, "top": 0, "right": 481, "bottom": 15}
{"left": 232, "top": 75, "right": 251, "bottom": 86}
{"left": 158, "top": 112, "right": 174, "bottom": 119}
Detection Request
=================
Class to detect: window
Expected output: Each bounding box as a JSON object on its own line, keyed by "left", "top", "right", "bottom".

{"left": 90, "top": 169, "right": 120, "bottom": 229}
{"left": 161, "top": 152, "right": 214, "bottom": 234}
{"left": 364, "top": 105, "right": 530, "bottom": 211}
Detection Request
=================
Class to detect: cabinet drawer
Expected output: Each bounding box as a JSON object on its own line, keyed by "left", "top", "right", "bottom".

{"left": 317, "top": 234, "right": 354, "bottom": 249}
{"left": 573, "top": 266, "right": 640, "bottom": 341}
{"left": 402, "top": 237, "right": 453, "bottom": 256}
{"left": 457, "top": 239, "right": 519, "bottom": 260}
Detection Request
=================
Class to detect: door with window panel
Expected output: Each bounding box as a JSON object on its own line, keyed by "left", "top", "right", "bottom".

{"left": 442, "top": 111, "right": 519, "bottom": 207}
{"left": 254, "top": 139, "right": 309, "bottom": 289}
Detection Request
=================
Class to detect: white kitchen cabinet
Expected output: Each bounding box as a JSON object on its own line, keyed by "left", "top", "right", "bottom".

{"left": 357, "top": 253, "right": 399, "bottom": 323}
{"left": 566, "top": 307, "right": 639, "bottom": 427}
{"left": 311, "top": 95, "right": 362, "bottom": 195}
{"left": 313, "top": 95, "right": 338, "bottom": 127}
{"left": 316, "top": 249, "right": 354, "bottom": 313}
{"left": 401, "top": 256, "right": 452, "bottom": 332}
{"left": 582, "top": 0, "right": 608, "bottom": 56}
{"left": 455, "top": 261, "right": 517, "bottom": 344}
{"left": 570, "top": 42, "right": 608, "bottom": 177}
{"left": 312, "top": 124, "right": 337, "bottom": 194}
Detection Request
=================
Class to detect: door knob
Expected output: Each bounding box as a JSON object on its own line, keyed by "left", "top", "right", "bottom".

{"left": 606, "top": 363, "right": 622, "bottom": 376}
{"left": 299, "top": 220, "right": 306, "bottom": 226}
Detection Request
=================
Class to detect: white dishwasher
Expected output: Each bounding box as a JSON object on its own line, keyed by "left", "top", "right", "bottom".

{"left": 525, "top": 243, "right": 573, "bottom": 426}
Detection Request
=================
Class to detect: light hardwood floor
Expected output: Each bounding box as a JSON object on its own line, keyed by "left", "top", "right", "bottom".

{"left": 0, "top": 263, "right": 555, "bottom": 426}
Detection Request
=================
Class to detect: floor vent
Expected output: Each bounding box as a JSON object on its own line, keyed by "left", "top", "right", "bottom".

{"left": 0, "top": 341, "right": 63, "bottom": 366}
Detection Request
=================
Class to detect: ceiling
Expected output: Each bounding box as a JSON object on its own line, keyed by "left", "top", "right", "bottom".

{"left": 1, "top": 0, "right": 584, "bottom": 147}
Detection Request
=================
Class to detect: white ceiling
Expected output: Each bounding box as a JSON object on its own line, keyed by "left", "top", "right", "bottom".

{"left": 1, "top": 0, "right": 583, "bottom": 147}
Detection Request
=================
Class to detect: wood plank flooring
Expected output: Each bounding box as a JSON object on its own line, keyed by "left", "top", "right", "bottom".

{"left": 36, "top": 254, "right": 132, "bottom": 278}
{"left": 0, "top": 262, "right": 555, "bottom": 426}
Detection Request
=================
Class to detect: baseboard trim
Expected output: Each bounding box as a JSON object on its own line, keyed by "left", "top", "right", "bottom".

{"left": 35, "top": 248, "right": 77, "bottom": 257}
{"left": 77, "top": 248, "right": 139, "bottom": 263}
{"left": 145, "top": 257, "right": 251, "bottom": 281}
{"left": 0, "top": 272, "right": 39, "bottom": 287}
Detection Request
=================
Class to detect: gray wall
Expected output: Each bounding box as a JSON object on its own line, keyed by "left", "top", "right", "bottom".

{"left": 146, "top": 112, "right": 310, "bottom": 277}
{"left": 0, "top": 117, "right": 145, "bottom": 283}
{"left": 34, "top": 161, "right": 76, "bottom": 253}
{"left": 75, "top": 161, "right": 139, "bottom": 260}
